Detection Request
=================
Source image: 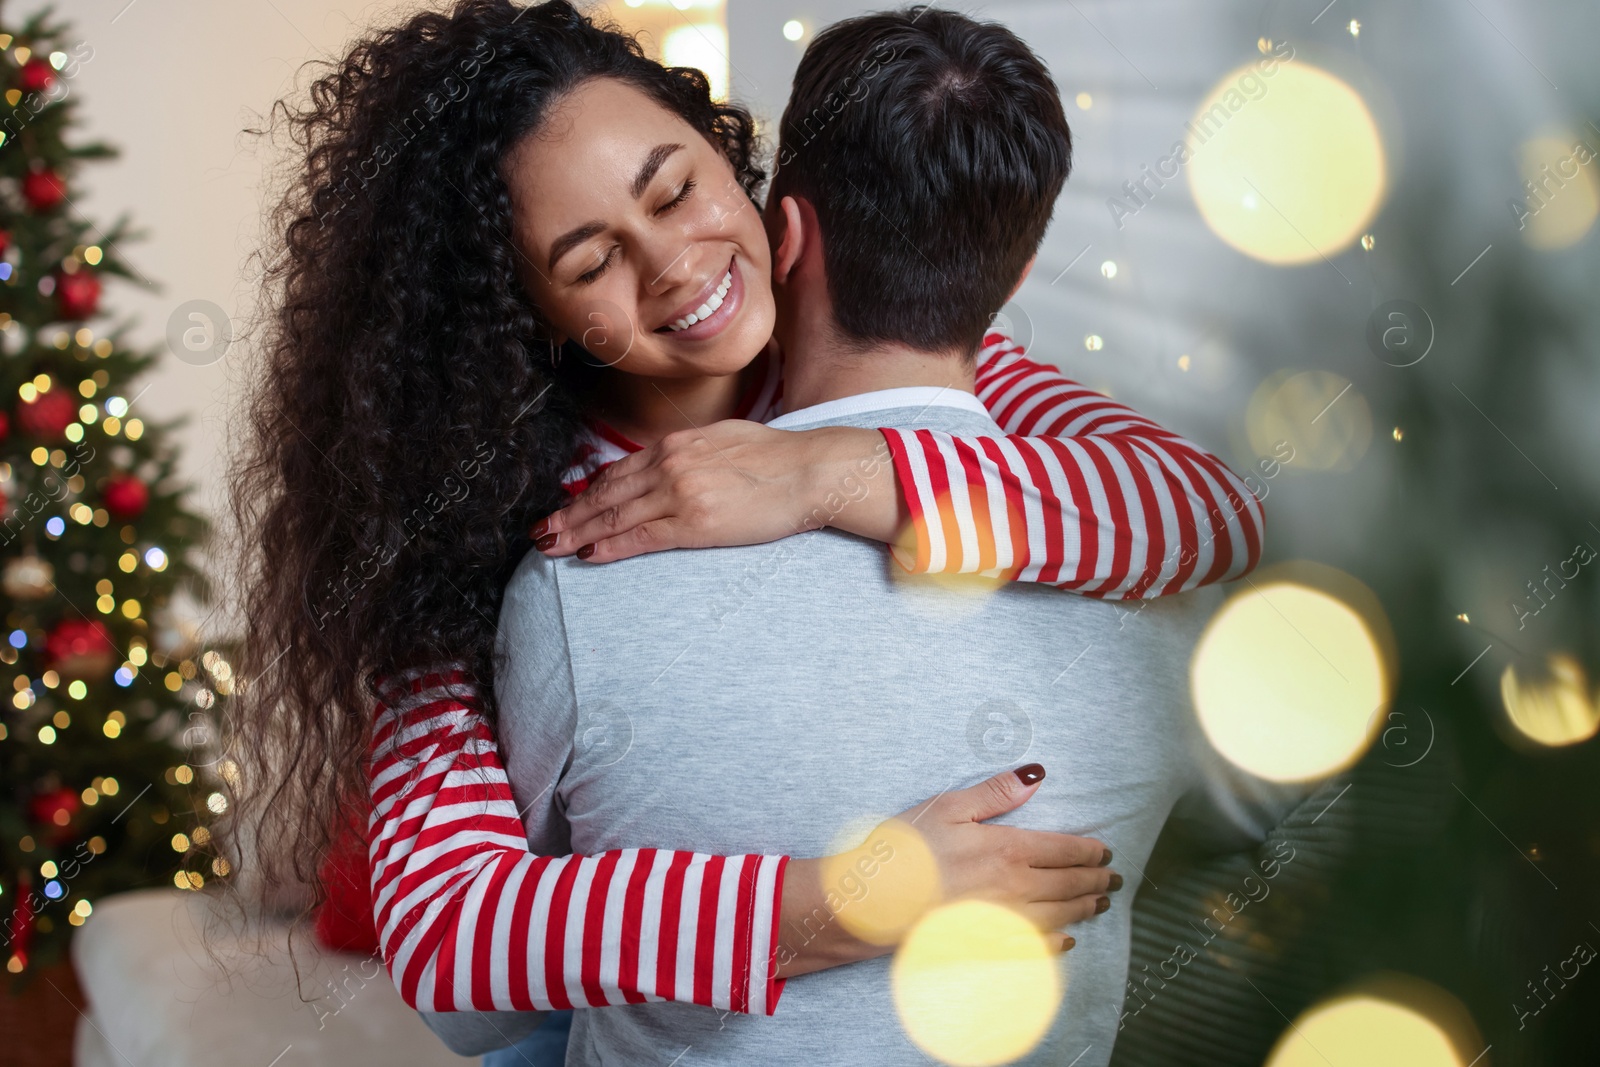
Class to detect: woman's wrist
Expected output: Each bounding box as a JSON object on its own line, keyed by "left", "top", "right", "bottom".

{"left": 793, "top": 426, "right": 909, "bottom": 546}
{"left": 773, "top": 857, "right": 886, "bottom": 978}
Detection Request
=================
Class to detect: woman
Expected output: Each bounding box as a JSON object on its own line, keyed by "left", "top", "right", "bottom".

{"left": 229, "top": 0, "right": 1262, "bottom": 1050}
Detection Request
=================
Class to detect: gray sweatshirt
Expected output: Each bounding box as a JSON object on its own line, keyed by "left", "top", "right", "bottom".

{"left": 422, "top": 389, "right": 1300, "bottom": 1065}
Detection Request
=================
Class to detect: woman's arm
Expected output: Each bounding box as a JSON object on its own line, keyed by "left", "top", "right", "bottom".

{"left": 532, "top": 331, "right": 1262, "bottom": 598}
{"left": 370, "top": 672, "right": 1114, "bottom": 1015}
{"left": 370, "top": 671, "right": 784, "bottom": 1015}
{"left": 875, "top": 330, "right": 1265, "bottom": 597}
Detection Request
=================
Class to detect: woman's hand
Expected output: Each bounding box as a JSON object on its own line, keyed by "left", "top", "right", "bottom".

{"left": 774, "top": 765, "right": 1120, "bottom": 979}
{"left": 531, "top": 421, "right": 907, "bottom": 562}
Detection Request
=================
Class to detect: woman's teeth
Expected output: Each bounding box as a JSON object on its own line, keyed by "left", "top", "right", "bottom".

{"left": 667, "top": 270, "right": 733, "bottom": 332}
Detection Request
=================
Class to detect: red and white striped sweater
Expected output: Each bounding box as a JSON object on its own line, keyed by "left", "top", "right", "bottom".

{"left": 369, "top": 330, "right": 1264, "bottom": 1016}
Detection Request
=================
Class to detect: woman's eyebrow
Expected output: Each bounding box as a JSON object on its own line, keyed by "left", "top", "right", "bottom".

{"left": 631, "top": 142, "right": 685, "bottom": 199}
{"left": 549, "top": 222, "right": 606, "bottom": 272}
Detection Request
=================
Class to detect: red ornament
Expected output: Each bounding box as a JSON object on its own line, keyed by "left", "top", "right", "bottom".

{"left": 103, "top": 474, "right": 149, "bottom": 521}
{"left": 45, "top": 618, "right": 119, "bottom": 678}
{"left": 28, "top": 788, "right": 81, "bottom": 844}
{"left": 0, "top": 409, "right": 8, "bottom": 441}
{"left": 0, "top": 230, "right": 9, "bottom": 257}
{"left": 6, "top": 878, "right": 35, "bottom": 968}
{"left": 18, "top": 58, "right": 55, "bottom": 95}
{"left": 21, "top": 168, "right": 66, "bottom": 212}
{"left": 17, "top": 383, "right": 76, "bottom": 439}
{"left": 55, "top": 269, "right": 101, "bottom": 320}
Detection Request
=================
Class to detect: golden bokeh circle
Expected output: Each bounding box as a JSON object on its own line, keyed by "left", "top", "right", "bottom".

{"left": 1188, "top": 61, "right": 1386, "bottom": 264}
{"left": 1517, "top": 135, "right": 1599, "bottom": 250}
{"left": 1247, "top": 370, "right": 1372, "bottom": 472}
{"left": 1500, "top": 654, "right": 1600, "bottom": 747}
{"left": 1267, "top": 974, "right": 1482, "bottom": 1067}
{"left": 820, "top": 818, "right": 941, "bottom": 946}
{"left": 891, "top": 900, "right": 1061, "bottom": 1066}
{"left": 1191, "top": 567, "right": 1392, "bottom": 782}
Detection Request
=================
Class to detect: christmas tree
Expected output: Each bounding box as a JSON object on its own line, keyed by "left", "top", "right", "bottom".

{"left": 0, "top": 6, "right": 230, "bottom": 982}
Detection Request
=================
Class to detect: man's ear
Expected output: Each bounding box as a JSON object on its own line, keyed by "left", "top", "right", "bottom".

{"left": 1006, "top": 255, "right": 1037, "bottom": 304}
{"left": 771, "top": 195, "right": 808, "bottom": 285}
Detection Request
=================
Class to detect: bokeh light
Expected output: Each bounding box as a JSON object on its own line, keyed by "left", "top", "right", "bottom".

{"left": 821, "top": 817, "right": 940, "bottom": 946}
{"left": 1500, "top": 654, "right": 1600, "bottom": 746}
{"left": 1188, "top": 60, "right": 1386, "bottom": 264}
{"left": 1247, "top": 369, "right": 1372, "bottom": 472}
{"left": 661, "top": 24, "right": 728, "bottom": 101}
{"left": 891, "top": 900, "right": 1061, "bottom": 1066}
{"left": 1268, "top": 996, "right": 1459, "bottom": 1065}
{"left": 1517, "top": 134, "right": 1599, "bottom": 250}
{"left": 887, "top": 488, "right": 1025, "bottom": 619}
{"left": 1265, "top": 975, "right": 1482, "bottom": 1067}
{"left": 1191, "top": 566, "right": 1392, "bottom": 782}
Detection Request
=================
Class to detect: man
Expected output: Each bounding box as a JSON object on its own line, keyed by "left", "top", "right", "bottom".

{"left": 426, "top": 7, "right": 1296, "bottom": 1064}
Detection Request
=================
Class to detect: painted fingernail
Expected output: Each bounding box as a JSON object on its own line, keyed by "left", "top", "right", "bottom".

{"left": 1099, "top": 848, "right": 1113, "bottom": 867}
{"left": 1108, "top": 872, "right": 1124, "bottom": 892}
{"left": 576, "top": 544, "right": 596, "bottom": 560}
{"left": 1094, "top": 895, "right": 1110, "bottom": 915}
{"left": 535, "top": 534, "right": 558, "bottom": 551}
{"left": 1062, "top": 936, "right": 1076, "bottom": 952}
{"left": 531, "top": 518, "right": 550, "bottom": 537}
{"left": 1014, "top": 763, "right": 1045, "bottom": 785}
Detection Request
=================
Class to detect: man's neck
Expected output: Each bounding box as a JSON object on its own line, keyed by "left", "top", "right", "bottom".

{"left": 780, "top": 330, "right": 975, "bottom": 413}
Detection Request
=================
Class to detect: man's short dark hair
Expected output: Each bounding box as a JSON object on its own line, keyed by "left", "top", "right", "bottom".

{"left": 770, "top": 6, "right": 1071, "bottom": 356}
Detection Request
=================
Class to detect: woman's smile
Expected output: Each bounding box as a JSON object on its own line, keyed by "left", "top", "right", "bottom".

{"left": 656, "top": 255, "right": 742, "bottom": 339}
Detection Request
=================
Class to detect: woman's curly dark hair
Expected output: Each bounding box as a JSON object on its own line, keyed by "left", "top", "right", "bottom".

{"left": 226, "top": 0, "right": 764, "bottom": 926}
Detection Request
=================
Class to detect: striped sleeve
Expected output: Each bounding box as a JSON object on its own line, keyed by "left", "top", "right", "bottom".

{"left": 880, "top": 330, "right": 1264, "bottom": 598}
{"left": 368, "top": 670, "right": 789, "bottom": 1015}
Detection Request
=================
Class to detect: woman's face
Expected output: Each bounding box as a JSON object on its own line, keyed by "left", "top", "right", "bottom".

{"left": 503, "top": 78, "right": 775, "bottom": 380}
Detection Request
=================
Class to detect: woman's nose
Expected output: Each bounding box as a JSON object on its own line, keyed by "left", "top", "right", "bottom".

{"left": 643, "top": 241, "right": 695, "bottom": 296}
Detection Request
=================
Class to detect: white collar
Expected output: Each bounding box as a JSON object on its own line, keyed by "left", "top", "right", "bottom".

{"left": 767, "top": 386, "right": 988, "bottom": 430}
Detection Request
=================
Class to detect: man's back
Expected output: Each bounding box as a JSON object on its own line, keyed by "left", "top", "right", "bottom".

{"left": 495, "top": 395, "right": 1237, "bottom": 1066}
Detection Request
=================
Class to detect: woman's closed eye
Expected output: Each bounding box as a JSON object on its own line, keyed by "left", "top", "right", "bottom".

{"left": 657, "top": 177, "right": 695, "bottom": 215}
{"left": 574, "top": 179, "right": 698, "bottom": 285}
{"left": 577, "top": 247, "right": 617, "bottom": 285}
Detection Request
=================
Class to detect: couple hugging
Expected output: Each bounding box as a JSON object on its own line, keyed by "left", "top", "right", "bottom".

{"left": 231, "top": 1, "right": 1294, "bottom": 1064}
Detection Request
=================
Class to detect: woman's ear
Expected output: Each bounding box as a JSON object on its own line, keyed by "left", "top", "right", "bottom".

{"left": 771, "top": 195, "right": 808, "bottom": 285}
